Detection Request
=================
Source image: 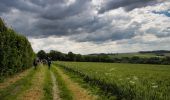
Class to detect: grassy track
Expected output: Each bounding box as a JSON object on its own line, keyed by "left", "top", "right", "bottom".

{"left": 50, "top": 71, "right": 60, "bottom": 100}
{"left": 0, "top": 68, "right": 36, "bottom": 100}
{"left": 0, "top": 68, "right": 31, "bottom": 89}
{"left": 53, "top": 64, "right": 97, "bottom": 100}
{"left": 43, "top": 66, "right": 53, "bottom": 100}
{"left": 18, "top": 65, "right": 46, "bottom": 100}
{"left": 52, "top": 65, "right": 73, "bottom": 100}
{"left": 57, "top": 66, "right": 112, "bottom": 100}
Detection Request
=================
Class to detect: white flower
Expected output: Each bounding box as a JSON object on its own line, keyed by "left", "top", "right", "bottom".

{"left": 152, "top": 85, "right": 158, "bottom": 88}
{"left": 119, "top": 78, "right": 122, "bottom": 81}
{"left": 110, "top": 68, "right": 116, "bottom": 71}
{"left": 151, "top": 83, "right": 156, "bottom": 85}
{"left": 129, "top": 81, "right": 135, "bottom": 84}
{"left": 133, "top": 76, "right": 138, "bottom": 80}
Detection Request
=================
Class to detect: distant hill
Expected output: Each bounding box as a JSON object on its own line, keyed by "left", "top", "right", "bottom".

{"left": 139, "top": 50, "right": 170, "bottom": 54}
{"left": 89, "top": 50, "right": 170, "bottom": 58}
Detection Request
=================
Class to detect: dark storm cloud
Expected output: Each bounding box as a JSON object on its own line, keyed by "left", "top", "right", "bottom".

{"left": 0, "top": 0, "right": 169, "bottom": 44}
{"left": 98, "top": 0, "right": 163, "bottom": 13}
{"left": 70, "top": 21, "right": 141, "bottom": 42}
{"left": 0, "top": 0, "right": 41, "bottom": 14}
{"left": 39, "top": 0, "right": 91, "bottom": 20}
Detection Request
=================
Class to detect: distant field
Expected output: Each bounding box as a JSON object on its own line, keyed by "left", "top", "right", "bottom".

{"left": 107, "top": 52, "right": 170, "bottom": 58}
{"left": 56, "top": 61, "right": 170, "bottom": 100}
{"left": 164, "top": 53, "right": 170, "bottom": 56}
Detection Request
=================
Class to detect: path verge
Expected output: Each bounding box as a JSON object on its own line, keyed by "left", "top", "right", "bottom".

{"left": 18, "top": 65, "right": 45, "bottom": 100}
{"left": 54, "top": 66, "right": 97, "bottom": 100}
{"left": 0, "top": 68, "right": 31, "bottom": 89}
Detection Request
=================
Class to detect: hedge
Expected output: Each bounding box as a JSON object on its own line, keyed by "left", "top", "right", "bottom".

{"left": 0, "top": 18, "right": 34, "bottom": 80}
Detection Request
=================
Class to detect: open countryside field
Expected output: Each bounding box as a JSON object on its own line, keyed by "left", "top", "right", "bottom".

{"left": 1, "top": 1, "right": 170, "bottom": 100}
{"left": 0, "top": 61, "right": 170, "bottom": 100}
{"left": 106, "top": 52, "right": 170, "bottom": 58}
{"left": 56, "top": 61, "right": 170, "bottom": 100}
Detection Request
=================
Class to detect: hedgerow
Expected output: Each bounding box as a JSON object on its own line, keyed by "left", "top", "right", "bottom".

{"left": 0, "top": 18, "right": 34, "bottom": 81}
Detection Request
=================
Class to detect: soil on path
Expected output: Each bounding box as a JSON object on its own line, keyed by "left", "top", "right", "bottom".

{"left": 0, "top": 68, "right": 31, "bottom": 89}
{"left": 18, "top": 65, "right": 45, "bottom": 100}
{"left": 55, "top": 67, "right": 97, "bottom": 100}
{"left": 50, "top": 71, "right": 60, "bottom": 100}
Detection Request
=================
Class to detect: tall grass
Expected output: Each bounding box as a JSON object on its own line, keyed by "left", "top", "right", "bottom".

{"left": 0, "top": 68, "right": 35, "bottom": 100}
{"left": 56, "top": 61, "right": 170, "bottom": 100}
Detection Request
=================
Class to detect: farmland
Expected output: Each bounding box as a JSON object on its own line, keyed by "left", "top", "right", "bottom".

{"left": 56, "top": 61, "right": 170, "bottom": 100}
{"left": 1, "top": 1, "right": 170, "bottom": 99}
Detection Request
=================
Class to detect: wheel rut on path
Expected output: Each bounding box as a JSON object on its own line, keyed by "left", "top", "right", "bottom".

{"left": 50, "top": 71, "right": 60, "bottom": 100}
{"left": 55, "top": 67, "right": 97, "bottom": 100}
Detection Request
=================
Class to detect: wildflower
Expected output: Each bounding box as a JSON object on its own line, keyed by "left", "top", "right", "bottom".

{"left": 105, "top": 73, "right": 110, "bottom": 76}
{"left": 151, "top": 83, "right": 156, "bottom": 85}
{"left": 133, "top": 76, "right": 138, "bottom": 80}
{"left": 110, "top": 68, "right": 115, "bottom": 71}
{"left": 119, "top": 78, "right": 122, "bottom": 81}
{"left": 152, "top": 85, "right": 158, "bottom": 88}
{"left": 129, "top": 80, "right": 135, "bottom": 84}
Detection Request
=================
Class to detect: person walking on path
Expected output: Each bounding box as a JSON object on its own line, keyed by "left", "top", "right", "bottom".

{"left": 33, "top": 58, "right": 39, "bottom": 69}
{"left": 47, "top": 57, "right": 51, "bottom": 69}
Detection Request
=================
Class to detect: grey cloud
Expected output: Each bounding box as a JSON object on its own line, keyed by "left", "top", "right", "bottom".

{"left": 1, "top": 0, "right": 170, "bottom": 44}
{"left": 98, "top": 0, "right": 163, "bottom": 13}
{"left": 146, "top": 27, "right": 170, "bottom": 38}
{"left": 39, "top": 0, "right": 91, "bottom": 20}
{"left": 0, "top": 0, "right": 42, "bottom": 14}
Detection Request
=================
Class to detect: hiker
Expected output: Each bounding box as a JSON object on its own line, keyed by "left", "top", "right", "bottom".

{"left": 33, "top": 58, "right": 37, "bottom": 69}
{"left": 47, "top": 57, "right": 51, "bottom": 69}
{"left": 33, "top": 58, "right": 39, "bottom": 69}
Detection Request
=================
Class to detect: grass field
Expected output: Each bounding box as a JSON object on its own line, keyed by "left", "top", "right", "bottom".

{"left": 56, "top": 61, "right": 170, "bottom": 100}
{"left": 107, "top": 53, "right": 169, "bottom": 58}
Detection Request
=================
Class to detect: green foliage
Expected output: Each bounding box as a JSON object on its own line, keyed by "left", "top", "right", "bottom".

{"left": 0, "top": 18, "right": 34, "bottom": 80}
{"left": 0, "top": 18, "right": 7, "bottom": 32}
{"left": 37, "top": 50, "right": 47, "bottom": 60}
{"left": 56, "top": 61, "right": 170, "bottom": 100}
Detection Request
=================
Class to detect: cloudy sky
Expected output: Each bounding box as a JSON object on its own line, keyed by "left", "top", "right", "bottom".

{"left": 0, "top": 0, "right": 170, "bottom": 54}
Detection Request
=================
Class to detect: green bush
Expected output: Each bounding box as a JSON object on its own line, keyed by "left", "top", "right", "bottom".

{"left": 0, "top": 18, "right": 34, "bottom": 80}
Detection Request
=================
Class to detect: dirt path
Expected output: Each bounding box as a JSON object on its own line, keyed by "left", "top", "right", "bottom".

{"left": 0, "top": 68, "right": 31, "bottom": 89}
{"left": 18, "top": 65, "right": 45, "bottom": 100}
{"left": 50, "top": 71, "right": 60, "bottom": 100}
{"left": 54, "top": 67, "right": 97, "bottom": 100}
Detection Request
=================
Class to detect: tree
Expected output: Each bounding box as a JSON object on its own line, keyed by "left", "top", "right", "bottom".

{"left": 37, "top": 50, "right": 47, "bottom": 60}
{"left": 75, "top": 54, "right": 83, "bottom": 61}
{"left": 0, "top": 18, "right": 7, "bottom": 32}
{"left": 68, "top": 52, "right": 75, "bottom": 61}
{"left": 48, "top": 50, "right": 65, "bottom": 61}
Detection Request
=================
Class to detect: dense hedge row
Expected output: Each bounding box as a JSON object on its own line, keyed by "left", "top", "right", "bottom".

{"left": 0, "top": 18, "right": 34, "bottom": 80}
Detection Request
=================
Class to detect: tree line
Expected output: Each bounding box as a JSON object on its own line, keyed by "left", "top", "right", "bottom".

{"left": 0, "top": 18, "right": 34, "bottom": 81}
{"left": 37, "top": 50, "right": 170, "bottom": 65}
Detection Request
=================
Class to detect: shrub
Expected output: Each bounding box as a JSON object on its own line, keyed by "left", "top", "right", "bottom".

{"left": 0, "top": 18, "right": 34, "bottom": 80}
